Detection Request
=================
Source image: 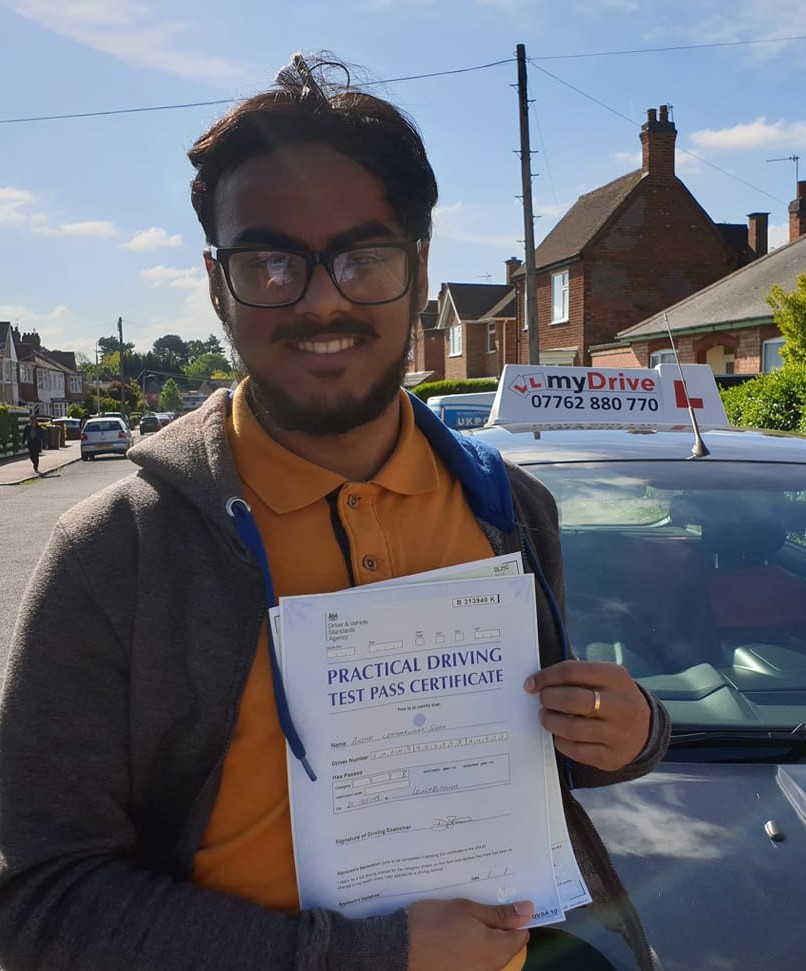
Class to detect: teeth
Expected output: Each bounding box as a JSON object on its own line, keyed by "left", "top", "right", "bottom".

{"left": 296, "top": 337, "right": 357, "bottom": 354}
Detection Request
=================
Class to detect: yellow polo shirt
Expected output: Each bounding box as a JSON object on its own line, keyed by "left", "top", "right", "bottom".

{"left": 192, "top": 382, "right": 495, "bottom": 910}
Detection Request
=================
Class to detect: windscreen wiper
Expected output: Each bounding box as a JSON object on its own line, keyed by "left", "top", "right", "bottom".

{"left": 670, "top": 724, "right": 806, "bottom": 746}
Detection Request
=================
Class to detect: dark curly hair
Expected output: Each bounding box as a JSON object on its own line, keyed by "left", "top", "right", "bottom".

{"left": 188, "top": 52, "right": 438, "bottom": 245}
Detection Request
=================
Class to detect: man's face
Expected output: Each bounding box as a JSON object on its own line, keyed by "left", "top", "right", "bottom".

{"left": 206, "top": 143, "right": 429, "bottom": 435}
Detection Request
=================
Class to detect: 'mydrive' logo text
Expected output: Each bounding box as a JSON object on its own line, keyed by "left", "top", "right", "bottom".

{"left": 508, "top": 370, "right": 658, "bottom": 397}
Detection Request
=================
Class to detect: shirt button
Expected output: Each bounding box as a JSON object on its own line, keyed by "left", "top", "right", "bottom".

{"left": 362, "top": 555, "right": 378, "bottom": 571}
{"left": 347, "top": 494, "right": 359, "bottom": 508}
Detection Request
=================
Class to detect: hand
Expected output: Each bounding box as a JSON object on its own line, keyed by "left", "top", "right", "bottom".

{"left": 407, "top": 897, "right": 532, "bottom": 971}
{"left": 525, "top": 660, "right": 650, "bottom": 771}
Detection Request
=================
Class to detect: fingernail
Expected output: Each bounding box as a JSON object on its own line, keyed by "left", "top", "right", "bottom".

{"left": 524, "top": 676, "right": 536, "bottom": 693}
{"left": 514, "top": 901, "right": 533, "bottom": 916}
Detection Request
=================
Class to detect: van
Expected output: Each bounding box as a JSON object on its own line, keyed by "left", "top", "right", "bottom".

{"left": 425, "top": 391, "right": 496, "bottom": 431}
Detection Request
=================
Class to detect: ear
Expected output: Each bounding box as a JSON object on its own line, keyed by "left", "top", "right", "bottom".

{"left": 204, "top": 251, "right": 225, "bottom": 320}
{"left": 416, "top": 241, "right": 430, "bottom": 311}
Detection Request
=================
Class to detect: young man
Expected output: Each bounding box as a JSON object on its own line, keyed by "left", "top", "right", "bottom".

{"left": 21, "top": 414, "right": 44, "bottom": 473}
{"left": 0, "top": 55, "right": 669, "bottom": 971}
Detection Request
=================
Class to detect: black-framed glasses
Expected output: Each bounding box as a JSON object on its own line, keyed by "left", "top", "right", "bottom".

{"left": 207, "top": 240, "right": 420, "bottom": 308}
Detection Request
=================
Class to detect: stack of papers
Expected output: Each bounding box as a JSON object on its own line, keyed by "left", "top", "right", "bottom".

{"left": 271, "top": 554, "right": 591, "bottom": 926}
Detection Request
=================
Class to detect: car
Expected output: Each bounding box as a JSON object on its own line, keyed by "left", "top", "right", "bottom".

{"left": 464, "top": 363, "right": 806, "bottom": 971}
{"left": 80, "top": 416, "right": 133, "bottom": 460}
{"left": 51, "top": 416, "right": 82, "bottom": 440}
{"left": 139, "top": 413, "right": 162, "bottom": 435}
{"left": 426, "top": 391, "right": 496, "bottom": 430}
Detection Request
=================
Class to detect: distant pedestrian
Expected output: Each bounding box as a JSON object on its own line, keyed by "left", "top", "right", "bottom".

{"left": 22, "top": 416, "right": 45, "bottom": 474}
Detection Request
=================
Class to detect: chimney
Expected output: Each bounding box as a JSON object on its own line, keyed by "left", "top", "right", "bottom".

{"left": 640, "top": 105, "right": 677, "bottom": 183}
{"left": 747, "top": 212, "right": 769, "bottom": 257}
{"left": 505, "top": 256, "right": 523, "bottom": 283}
{"left": 789, "top": 181, "right": 806, "bottom": 242}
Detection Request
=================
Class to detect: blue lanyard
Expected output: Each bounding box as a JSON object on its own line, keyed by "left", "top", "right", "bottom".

{"left": 226, "top": 497, "right": 317, "bottom": 782}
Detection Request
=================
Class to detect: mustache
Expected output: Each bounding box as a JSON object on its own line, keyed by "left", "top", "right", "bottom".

{"left": 270, "top": 319, "right": 379, "bottom": 344}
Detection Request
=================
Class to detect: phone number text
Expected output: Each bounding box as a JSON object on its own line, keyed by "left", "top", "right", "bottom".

{"left": 529, "top": 394, "right": 659, "bottom": 412}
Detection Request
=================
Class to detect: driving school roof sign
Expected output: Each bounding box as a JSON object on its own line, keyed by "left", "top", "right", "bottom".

{"left": 486, "top": 363, "right": 728, "bottom": 430}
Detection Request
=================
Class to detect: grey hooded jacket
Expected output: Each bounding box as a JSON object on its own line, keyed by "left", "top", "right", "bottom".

{"left": 0, "top": 390, "right": 669, "bottom": 971}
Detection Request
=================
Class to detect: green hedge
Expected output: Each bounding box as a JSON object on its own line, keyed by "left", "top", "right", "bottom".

{"left": 409, "top": 377, "right": 499, "bottom": 402}
{"left": 0, "top": 406, "right": 26, "bottom": 456}
{"left": 720, "top": 366, "right": 806, "bottom": 432}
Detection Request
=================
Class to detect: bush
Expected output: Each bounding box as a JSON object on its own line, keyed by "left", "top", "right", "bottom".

{"left": 409, "top": 377, "right": 499, "bottom": 402}
{"left": 720, "top": 366, "right": 806, "bottom": 432}
{"left": 0, "top": 406, "right": 24, "bottom": 455}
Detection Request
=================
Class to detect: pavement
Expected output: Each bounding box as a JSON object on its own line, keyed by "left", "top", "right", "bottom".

{"left": 0, "top": 438, "right": 83, "bottom": 486}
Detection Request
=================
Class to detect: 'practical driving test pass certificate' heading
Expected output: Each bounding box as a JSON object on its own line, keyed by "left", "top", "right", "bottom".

{"left": 279, "top": 568, "right": 570, "bottom": 927}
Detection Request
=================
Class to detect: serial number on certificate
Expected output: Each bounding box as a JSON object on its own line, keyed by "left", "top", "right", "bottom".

{"left": 452, "top": 594, "right": 501, "bottom": 607}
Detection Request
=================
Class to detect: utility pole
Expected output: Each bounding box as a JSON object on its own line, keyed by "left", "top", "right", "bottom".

{"left": 516, "top": 43, "right": 539, "bottom": 364}
{"left": 117, "top": 316, "right": 125, "bottom": 416}
{"left": 95, "top": 344, "right": 101, "bottom": 414}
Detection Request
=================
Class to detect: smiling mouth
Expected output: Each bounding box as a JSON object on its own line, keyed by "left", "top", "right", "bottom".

{"left": 294, "top": 336, "right": 361, "bottom": 355}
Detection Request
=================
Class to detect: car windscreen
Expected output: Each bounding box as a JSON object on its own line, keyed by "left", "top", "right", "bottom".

{"left": 526, "top": 460, "right": 806, "bottom": 737}
{"left": 86, "top": 421, "right": 122, "bottom": 432}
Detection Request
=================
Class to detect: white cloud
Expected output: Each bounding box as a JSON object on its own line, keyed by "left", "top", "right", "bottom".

{"left": 130, "top": 274, "right": 222, "bottom": 353}
{"left": 55, "top": 220, "right": 121, "bottom": 238}
{"left": 690, "top": 117, "right": 806, "bottom": 152}
{"left": 141, "top": 265, "right": 204, "bottom": 290}
{"left": 678, "top": 0, "right": 806, "bottom": 62}
{"left": 768, "top": 221, "right": 791, "bottom": 251}
{"left": 123, "top": 227, "right": 182, "bottom": 251}
{"left": 0, "top": 186, "right": 46, "bottom": 225}
{"left": 433, "top": 201, "right": 521, "bottom": 248}
{"left": 8, "top": 0, "right": 249, "bottom": 83}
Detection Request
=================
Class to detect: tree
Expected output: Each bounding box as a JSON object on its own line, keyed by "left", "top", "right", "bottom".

{"left": 184, "top": 352, "right": 235, "bottom": 380}
{"left": 98, "top": 335, "right": 134, "bottom": 357}
{"left": 159, "top": 378, "right": 184, "bottom": 413}
{"left": 152, "top": 335, "right": 189, "bottom": 371}
{"left": 766, "top": 274, "right": 806, "bottom": 367}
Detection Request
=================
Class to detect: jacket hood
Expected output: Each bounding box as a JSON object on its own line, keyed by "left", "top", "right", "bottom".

{"left": 127, "top": 389, "right": 515, "bottom": 545}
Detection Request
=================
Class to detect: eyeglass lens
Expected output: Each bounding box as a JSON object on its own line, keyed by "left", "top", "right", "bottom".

{"left": 227, "top": 246, "right": 410, "bottom": 306}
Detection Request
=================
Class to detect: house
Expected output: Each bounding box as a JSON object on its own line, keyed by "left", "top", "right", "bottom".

{"left": 407, "top": 298, "right": 444, "bottom": 386}
{"left": 0, "top": 322, "right": 20, "bottom": 406}
{"left": 431, "top": 281, "right": 517, "bottom": 381}
{"left": 14, "top": 330, "right": 84, "bottom": 417}
{"left": 516, "top": 105, "right": 765, "bottom": 366}
{"left": 594, "top": 182, "right": 806, "bottom": 374}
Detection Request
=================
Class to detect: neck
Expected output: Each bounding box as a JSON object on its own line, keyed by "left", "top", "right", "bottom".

{"left": 247, "top": 385, "right": 404, "bottom": 481}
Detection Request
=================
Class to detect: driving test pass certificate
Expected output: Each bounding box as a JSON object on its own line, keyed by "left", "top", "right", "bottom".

{"left": 279, "top": 573, "right": 564, "bottom": 927}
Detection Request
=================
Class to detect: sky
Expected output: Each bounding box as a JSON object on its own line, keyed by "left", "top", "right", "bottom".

{"left": 1, "top": 0, "right": 805, "bottom": 364}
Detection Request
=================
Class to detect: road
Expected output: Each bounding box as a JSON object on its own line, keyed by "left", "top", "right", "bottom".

{"left": 0, "top": 455, "right": 134, "bottom": 668}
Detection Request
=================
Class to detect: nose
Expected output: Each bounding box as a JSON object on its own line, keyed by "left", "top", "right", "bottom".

{"left": 294, "top": 261, "right": 352, "bottom": 316}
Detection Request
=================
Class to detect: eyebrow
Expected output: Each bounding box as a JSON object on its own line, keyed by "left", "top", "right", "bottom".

{"left": 228, "top": 220, "right": 399, "bottom": 251}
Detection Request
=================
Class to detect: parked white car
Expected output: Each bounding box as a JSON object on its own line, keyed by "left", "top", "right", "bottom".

{"left": 80, "top": 417, "right": 133, "bottom": 460}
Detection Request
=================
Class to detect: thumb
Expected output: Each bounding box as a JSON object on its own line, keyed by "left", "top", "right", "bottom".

{"left": 467, "top": 899, "right": 534, "bottom": 929}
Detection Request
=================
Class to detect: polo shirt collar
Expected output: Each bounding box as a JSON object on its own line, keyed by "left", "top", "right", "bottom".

{"left": 229, "top": 382, "right": 439, "bottom": 514}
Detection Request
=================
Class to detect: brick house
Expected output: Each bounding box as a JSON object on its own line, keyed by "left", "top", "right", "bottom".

{"left": 515, "top": 105, "right": 763, "bottom": 366}
{"left": 595, "top": 181, "right": 806, "bottom": 374}
{"left": 14, "top": 330, "right": 85, "bottom": 417}
{"left": 407, "top": 298, "right": 444, "bottom": 386}
{"left": 431, "top": 282, "right": 517, "bottom": 381}
{"left": 0, "top": 321, "right": 20, "bottom": 406}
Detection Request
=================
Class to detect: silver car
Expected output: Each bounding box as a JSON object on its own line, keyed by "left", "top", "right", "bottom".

{"left": 80, "top": 417, "right": 133, "bottom": 460}
{"left": 465, "top": 364, "right": 806, "bottom": 971}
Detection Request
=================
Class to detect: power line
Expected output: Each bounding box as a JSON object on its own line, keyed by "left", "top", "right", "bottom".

{"left": 528, "top": 61, "right": 788, "bottom": 206}
{"left": 2, "top": 33, "right": 805, "bottom": 127}
{"left": 530, "top": 34, "right": 806, "bottom": 60}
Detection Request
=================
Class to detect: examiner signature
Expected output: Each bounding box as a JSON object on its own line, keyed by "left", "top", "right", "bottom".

{"left": 431, "top": 815, "right": 473, "bottom": 831}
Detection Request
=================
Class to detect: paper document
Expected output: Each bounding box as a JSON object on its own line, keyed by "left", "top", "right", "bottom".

{"left": 279, "top": 571, "right": 567, "bottom": 926}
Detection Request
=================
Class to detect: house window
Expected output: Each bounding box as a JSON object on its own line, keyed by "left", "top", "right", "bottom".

{"left": 486, "top": 322, "right": 496, "bottom": 354}
{"left": 449, "top": 324, "right": 463, "bottom": 357}
{"left": 762, "top": 338, "right": 784, "bottom": 373}
{"left": 551, "top": 270, "right": 569, "bottom": 324}
{"left": 649, "top": 350, "right": 678, "bottom": 367}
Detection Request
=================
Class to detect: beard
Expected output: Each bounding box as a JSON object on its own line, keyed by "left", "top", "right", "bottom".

{"left": 246, "top": 333, "right": 411, "bottom": 437}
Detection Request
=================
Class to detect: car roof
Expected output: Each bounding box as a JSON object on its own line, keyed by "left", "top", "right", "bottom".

{"left": 464, "top": 362, "right": 806, "bottom": 465}
{"left": 467, "top": 423, "right": 806, "bottom": 464}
